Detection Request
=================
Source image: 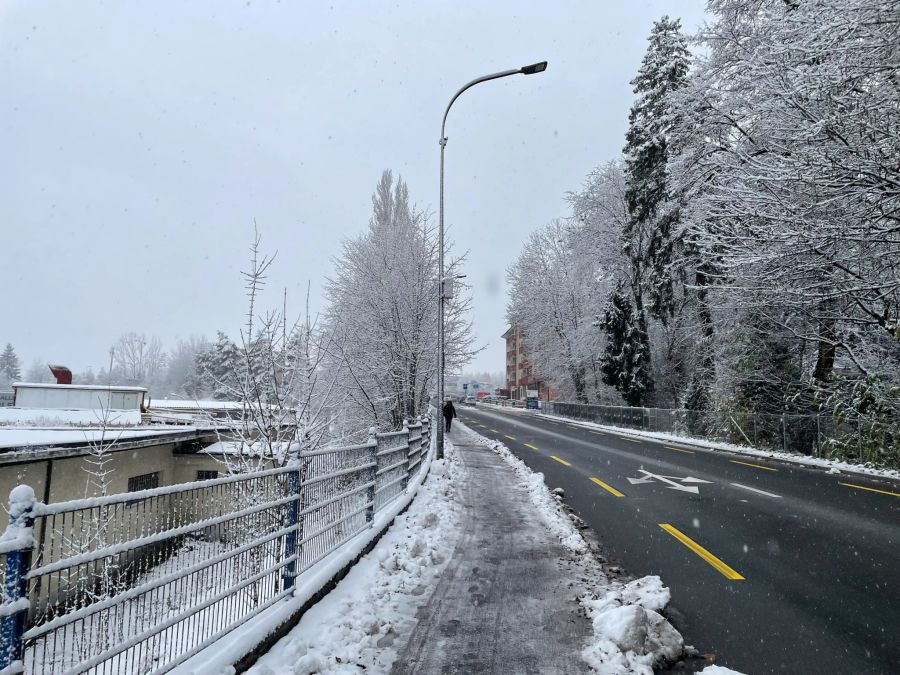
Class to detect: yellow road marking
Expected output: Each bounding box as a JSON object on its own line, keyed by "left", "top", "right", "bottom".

{"left": 659, "top": 524, "right": 744, "bottom": 580}
{"left": 504, "top": 434, "right": 516, "bottom": 441}
{"left": 590, "top": 430, "right": 605, "bottom": 436}
{"left": 730, "top": 459, "right": 777, "bottom": 472}
{"left": 549, "top": 455, "right": 571, "bottom": 467}
{"left": 490, "top": 429, "right": 500, "bottom": 433}
{"left": 617, "top": 436, "right": 642, "bottom": 443}
{"left": 840, "top": 482, "right": 900, "bottom": 498}
{"left": 477, "top": 424, "right": 487, "bottom": 428}
{"left": 589, "top": 477, "right": 625, "bottom": 497}
{"left": 524, "top": 443, "right": 539, "bottom": 450}
{"left": 665, "top": 445, "right": 695, "bottom": 455}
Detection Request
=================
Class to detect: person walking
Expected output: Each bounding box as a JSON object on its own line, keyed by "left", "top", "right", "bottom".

{"left": 442, "top": 399, "right": 457, "bottom": 433}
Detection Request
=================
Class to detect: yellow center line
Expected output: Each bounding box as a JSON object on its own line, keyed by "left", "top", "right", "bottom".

{"left": 840, "top": 482, "right": 900, "bottom": 498}
{"left": 665, "top": 445, "right": 695, "bottom": 455}
{"left": 590, "top": 430, "right": 605, "bottom": 435}
{"left": 504, "top": 434, "right": 516, "bottom": 441}
{"left": 659, "top": 524, "right": 744, "bottom": 580}
{"left": 617, "top": 436, "right": 642, "bottom": 443}
{"left": 589, "top": 477, "right": 625, "bottom": 497}
{"left": 490, "top": 429, "right": 500, "bottom": 433}
{"left": 477, "top": 424, "right": 487, "bottom": 428}
{"left": 549, "top": 455, "right": 572, "bottom": 467}
{"left": 524, "top": 443, "right": 539, "bottom": 450}
{"left": 730, "top": 459, "right": 777, "bottom": 472}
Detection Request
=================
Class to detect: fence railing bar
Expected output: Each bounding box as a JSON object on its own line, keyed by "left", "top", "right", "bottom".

{"left": 375, "top": 458, "right": 409, "bottom": 477}
{"left": 27, "top": 494, "right": 298, "bottom": 579}
{"left": 32, "top": 467, "right": 297, "bottom": 517}
{"left": 301, "top": 462, "right": 377, "bottom": 489}
{"left": 298, "top": 481, "right": 373, "bottom": 518}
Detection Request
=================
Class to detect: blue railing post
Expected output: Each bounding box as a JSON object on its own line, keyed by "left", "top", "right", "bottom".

{"left": 0, "top": 485, "right": 36, "bottom": 671}
{"left": 282, "top": 454, "right": 301, "bottom": 592}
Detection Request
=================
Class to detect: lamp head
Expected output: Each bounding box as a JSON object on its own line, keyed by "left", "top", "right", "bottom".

{"left": 520, "top": 61, "right": 548, "bottom": 75}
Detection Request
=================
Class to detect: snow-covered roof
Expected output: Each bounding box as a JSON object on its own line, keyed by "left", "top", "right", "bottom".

{"left": 0, "top": 426, "right": 195, "bottom": 450}
{"left": 12, "top": 382, "right": 148, "bottom": 393}
{"left": 149, "top": 399, "right": 245, "bottom": 410}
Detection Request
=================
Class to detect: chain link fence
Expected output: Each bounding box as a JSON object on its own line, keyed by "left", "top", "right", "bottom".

{"left": 544, "top": 402, "right": 898, "bottom": 468}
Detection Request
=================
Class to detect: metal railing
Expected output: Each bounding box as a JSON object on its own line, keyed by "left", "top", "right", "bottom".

{"left": 543, "top": 402, "right": 898, "bottom": 467}
{"left": 0, "top": 416, "right": 432, "bottom": 674}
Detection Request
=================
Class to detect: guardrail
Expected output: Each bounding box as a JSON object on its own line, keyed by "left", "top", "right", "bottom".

{"left": 0, "top": 416, "right": 431, "bottom": 674}
{"left": 543, "top": 401, "right": 896, "bottom": 466}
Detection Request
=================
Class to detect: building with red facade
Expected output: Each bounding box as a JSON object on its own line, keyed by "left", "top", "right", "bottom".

{"left": 502, "top": 326, "right": 549, "bottom": 401}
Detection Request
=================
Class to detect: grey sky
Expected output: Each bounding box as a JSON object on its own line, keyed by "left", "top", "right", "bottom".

{"left": 1, "top": 1, "right": 707, "bottom": 376}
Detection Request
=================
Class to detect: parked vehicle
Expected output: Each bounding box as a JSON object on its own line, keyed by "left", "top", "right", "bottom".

{"left": 462, "top": 397, "right": 477, "bottom": 407}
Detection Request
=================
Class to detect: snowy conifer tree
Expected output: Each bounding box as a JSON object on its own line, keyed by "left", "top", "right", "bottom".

{"left": 598, "top": 285, "right": 653, "bottom": 407}
{"left": 623, "top": 16, "right": 690, "bottom": 321}
{"left": 0, "top": 343, "right": 21, "bottom": 383}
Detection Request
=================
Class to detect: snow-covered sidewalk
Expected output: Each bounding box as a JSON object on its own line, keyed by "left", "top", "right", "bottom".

{"left": 245, "top": 442, "right": 465, "bottom": 674}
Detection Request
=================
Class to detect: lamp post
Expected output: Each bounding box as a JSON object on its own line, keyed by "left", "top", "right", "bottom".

{"left": 436, "top": 61, "right": 548, "bottom": 460}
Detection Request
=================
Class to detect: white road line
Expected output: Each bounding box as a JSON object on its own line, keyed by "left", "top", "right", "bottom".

{"left": 730, "top": 482, "right": 782, "bottom": 499}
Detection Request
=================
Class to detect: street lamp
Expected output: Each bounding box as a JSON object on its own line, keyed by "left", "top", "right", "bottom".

{"left": 436, "top": 61, "right": 548, "bottom": 459}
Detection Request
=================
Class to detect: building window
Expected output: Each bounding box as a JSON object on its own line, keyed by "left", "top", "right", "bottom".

{"left": 196, "top": 470, "right": 219, "bottom": 481}
{"left": 127, "top": 472, "right": 160, "bottom": 493}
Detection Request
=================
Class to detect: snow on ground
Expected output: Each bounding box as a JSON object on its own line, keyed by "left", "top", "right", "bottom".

{"left": 0, "top": 407, "right": 142, "bottom": 427}
{"left": 699, "top": 666, "right": 745, "bottom": 674}
{"left": 535, "top": 412, "right": 900, "bottom": 481}
{"left": 244, "top": 442, "right": 463, "bottom": 675}
{"left": 456, "top": 422, "right": 689, "bottom": 674}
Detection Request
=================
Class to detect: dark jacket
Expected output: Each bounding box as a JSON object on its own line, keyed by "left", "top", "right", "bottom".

{"left": 442, "top": 401, "right": 456, "bottom": 419}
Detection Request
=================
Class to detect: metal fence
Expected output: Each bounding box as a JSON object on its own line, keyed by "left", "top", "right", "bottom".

{"left": 544, "top": 401, "right": 897, "bottom": 466}
{"left": 0, "top": 416, "right": 431, "bottom": 675}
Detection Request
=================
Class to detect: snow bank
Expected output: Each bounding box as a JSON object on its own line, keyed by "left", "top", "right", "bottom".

{"left": 245, "top": 442, "right": 462, "bottom": 675}
{"left": 700, "top": 666, "right": 746, "bottom": 674}
{"left": 457, "top": 424, "right": 686, "bottom": 673}
{"left": 537, "top": 412, "right": 900, "bottom": 481}
{"left": 580, "top": 576, "right": 682, "bottom": 674}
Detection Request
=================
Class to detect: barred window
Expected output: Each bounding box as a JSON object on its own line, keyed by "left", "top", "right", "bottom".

{"left": 196, "top": 470, "right": 219, "bottom": 481}
{"left": 127, "top": 472, "right": 160, "bottom": 493}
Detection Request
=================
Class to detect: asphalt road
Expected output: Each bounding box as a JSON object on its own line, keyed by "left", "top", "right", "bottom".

{"left": 454, "top": 405, "right": 900, "bottom": 675}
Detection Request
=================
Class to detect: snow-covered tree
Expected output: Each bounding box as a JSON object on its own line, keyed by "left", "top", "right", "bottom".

{"left": 506, "top": 219, "right": 607, "bottom": 402}
{"left": 24, "top": 359, "right": 52, "bottom": 383}
{"left": 111, "top": 332, "right": 166, "bottom": 387}
{"left": 325, "top": 169, "right": 474, "bottom": 434}
{"left": 0, "top": 343, "right": 21, "bottom": 383}
{"left": 598, "top": 284, "right": 654, "bottom": 406}
{"left": 623, "top": 15, "right": 690, "bottom": 322}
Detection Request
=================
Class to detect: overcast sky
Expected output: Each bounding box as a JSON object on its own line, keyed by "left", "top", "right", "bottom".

{"left": 1, "top": 1, "right": 707, "bottom": 376}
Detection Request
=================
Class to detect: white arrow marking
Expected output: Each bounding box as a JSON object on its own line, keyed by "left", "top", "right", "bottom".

{"left": 626, "top": 470, "right": 707, "bottom": 494}
{"left": 730, "top": 482, "right": 782, "bottom": 499}
{"left": 660, "top": 475, "right": 713, "bottom": 484}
